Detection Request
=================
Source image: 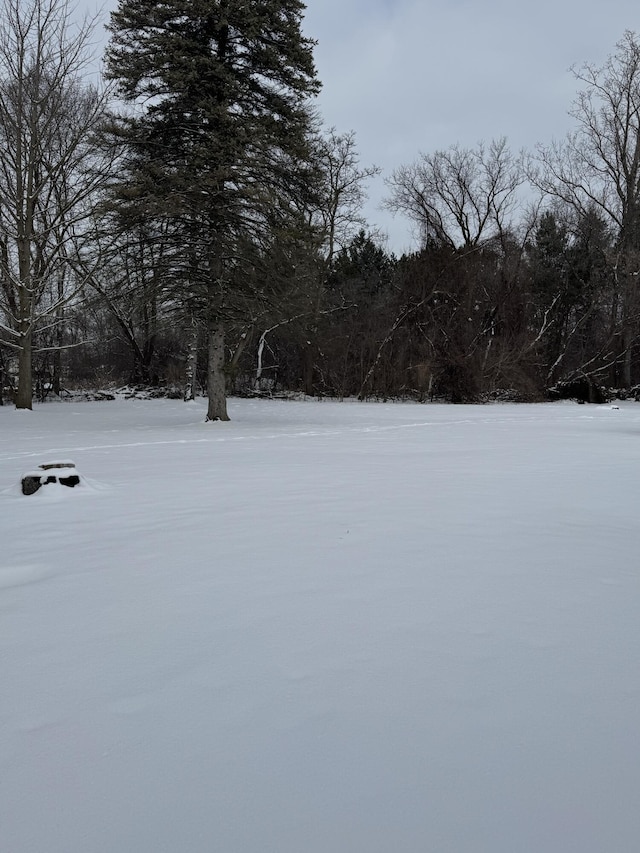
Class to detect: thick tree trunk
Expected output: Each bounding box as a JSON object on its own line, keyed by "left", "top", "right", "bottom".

{"left": 15, "top": 329, "right": 32, "bottom": 409}
{"left": 206, "top": 318, "right": 229, "bottom": 422}
{"left": 16, "top": 228, "right": 34, "bottom": 409}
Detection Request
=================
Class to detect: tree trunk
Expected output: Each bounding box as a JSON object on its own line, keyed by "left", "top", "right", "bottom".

{"left": 622, "top": 326, "right": 633, "bottom": 387}
{"left": 52, "top": 347, "right": 61, "bottom": 397}
{"left": 184, "top": 321, "right": 199, "bottom": 401}
{"left": 302, "top": 340, "right": 314, "bottom": 395}
{"left": 52, "top": 314, "right": 63, "bottom": 397}
{"left": 15, "top": 221, "right": 34, "bottom": 408}
{"left": 206, "top": 318, "right": 229, "bottom": 421}
{"left": 15, "top": 328, "right": 33, "bottom": 409}
{"left": 620, "top": 265, "right": 635, "bottom": 387}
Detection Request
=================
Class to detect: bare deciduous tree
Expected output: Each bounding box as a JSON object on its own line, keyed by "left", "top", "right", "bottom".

{"left": 313, "top": 129, "right": 381, "bottom": 264}
{"left": 531, "top": 31, "right": 640, "bottom": 385}
{"left": 385, "top": 138, "right": 524, "bottom": 250}
{"left": 0, "top": 0, "right": 112, "bottom": 408}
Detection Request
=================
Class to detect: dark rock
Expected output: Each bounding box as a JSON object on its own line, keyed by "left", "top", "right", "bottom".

{"left": 21, "top": 476, "right": 43, "bottom": 495}
{"left": 59, "top": 475, "right": 80, "bottom": 487}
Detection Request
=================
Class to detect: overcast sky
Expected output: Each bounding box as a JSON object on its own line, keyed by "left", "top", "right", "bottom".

{"left": 301, "top": 0, "right": 640, "bottom": 254}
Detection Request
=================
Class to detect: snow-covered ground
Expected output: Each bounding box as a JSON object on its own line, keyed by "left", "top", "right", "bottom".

{"left": 1, "top": 397, "right": 639, "bottom": 853}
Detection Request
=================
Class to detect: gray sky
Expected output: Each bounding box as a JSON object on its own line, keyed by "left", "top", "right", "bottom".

{"left": 302, "top": 0, "right": 640, "bottom": 254}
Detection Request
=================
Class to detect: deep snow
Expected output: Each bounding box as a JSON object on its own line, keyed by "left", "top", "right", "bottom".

{"left": 1, "top": 397, "right": 639, "bottom": 853}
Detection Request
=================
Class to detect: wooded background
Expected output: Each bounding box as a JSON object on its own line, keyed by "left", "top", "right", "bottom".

{"left": 3, "top": 0, "right": 640, "bottom": 413}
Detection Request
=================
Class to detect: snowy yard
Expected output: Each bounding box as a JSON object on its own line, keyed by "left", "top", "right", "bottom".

{"left": 1, "top": 397, "right": 639, "bottom": 853}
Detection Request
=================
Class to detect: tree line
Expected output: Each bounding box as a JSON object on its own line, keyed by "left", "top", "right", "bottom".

{"left": 2, "top": 0, "right": 640, "bottom": 415}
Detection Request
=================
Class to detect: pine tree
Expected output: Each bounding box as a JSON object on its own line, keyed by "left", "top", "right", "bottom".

{"left": 105, "top": 0, "right": 320, "bottom": 420}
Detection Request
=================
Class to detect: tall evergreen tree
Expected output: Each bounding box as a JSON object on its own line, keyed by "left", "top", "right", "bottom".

{"left": 104, "top": 0, "right": 320, "bottom": 420}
